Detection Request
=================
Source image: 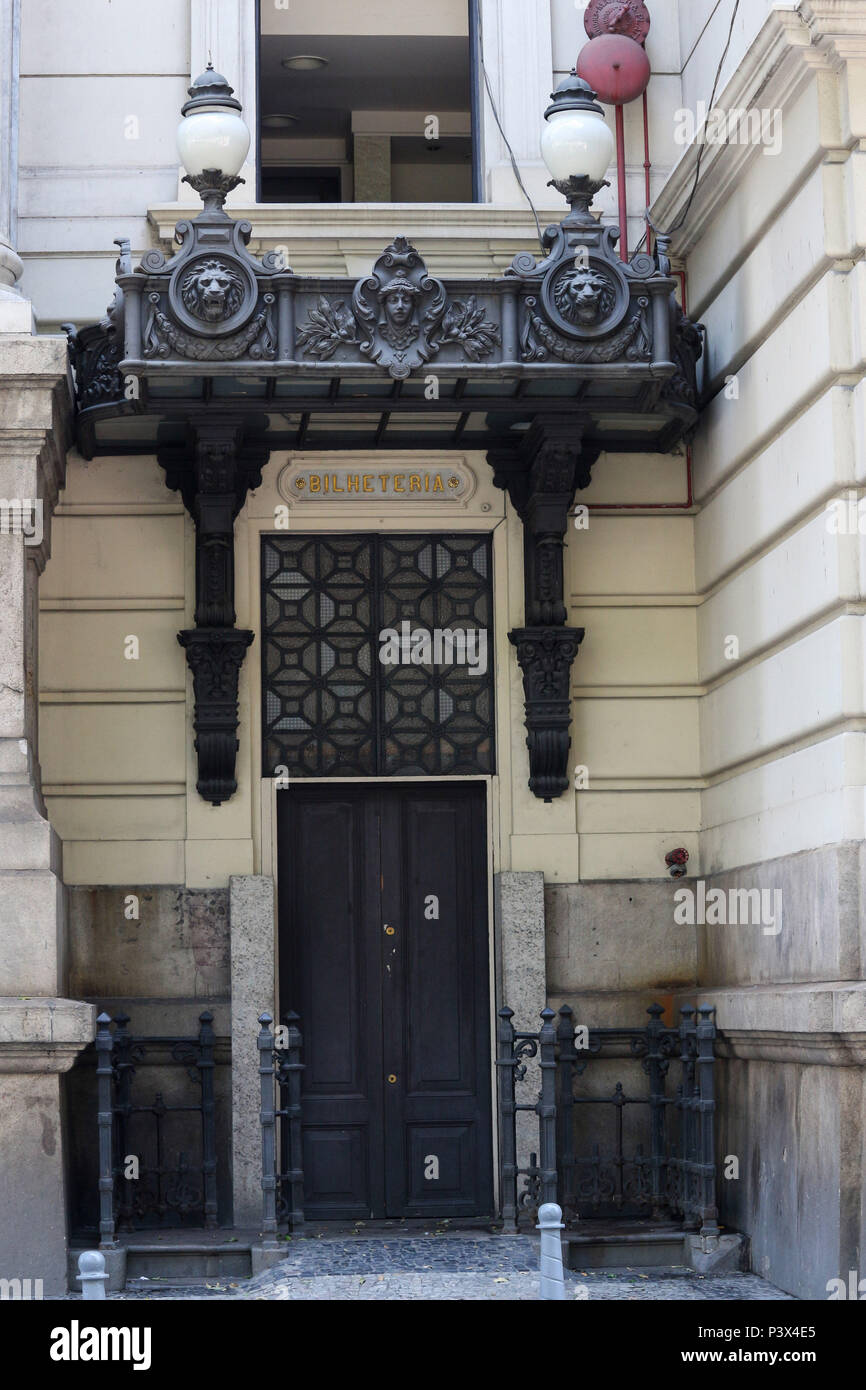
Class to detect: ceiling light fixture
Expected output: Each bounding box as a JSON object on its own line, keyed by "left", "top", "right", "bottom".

{"left": 261, "top": 113, "right": 300, "bottom": 129}
{"left": 281, "top": 54, "right": 329, "bottom": 71}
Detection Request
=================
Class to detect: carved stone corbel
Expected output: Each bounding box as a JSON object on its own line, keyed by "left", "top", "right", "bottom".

{"left": 490, "top": 416, "right": 599, "bottom": 801}
{"left": 159, "top": 418, "right": 268, "bottom": 805}
{"left": 507, "top": 627, "right": 585, "bottom": 801}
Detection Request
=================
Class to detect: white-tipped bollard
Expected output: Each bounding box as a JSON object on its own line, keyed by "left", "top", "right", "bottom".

{"left": 77, "top": 1250, "right": 108, "bottom": 1300}
{"left": 537, "top": 1202, "right": 566, "bottom": 1300}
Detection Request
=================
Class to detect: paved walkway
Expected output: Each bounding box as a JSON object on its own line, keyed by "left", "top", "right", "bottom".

{"left": 109, "top": 1233, "right": 794, "bottom": 1301}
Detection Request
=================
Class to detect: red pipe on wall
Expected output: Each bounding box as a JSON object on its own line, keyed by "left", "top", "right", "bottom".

{"left": 642, "top": 89, "right": 652, "bottom": 257}
{"left": 615, "top": 103, "right": 629, "bottom": 261}
{"left": 579, "top": 81, "right": 694, "bottom": 514}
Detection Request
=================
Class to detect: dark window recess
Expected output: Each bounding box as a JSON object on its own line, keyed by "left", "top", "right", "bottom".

{"left": 259, "top": 167, "right": 341, "bottom": 203}
{"left": 262, "top": 533, "right": 495, "bottom": 777}
{"left": 257, "top": 1, "right": 478, "bottom": 204}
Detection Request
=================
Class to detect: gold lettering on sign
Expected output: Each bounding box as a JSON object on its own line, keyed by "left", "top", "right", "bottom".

{"left": 287, "top": 467, "right": 468, "bottom": 499}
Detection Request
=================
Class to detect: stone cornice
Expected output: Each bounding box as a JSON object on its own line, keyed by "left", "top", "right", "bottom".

{"left": 800, "top": 1, "right": 866, "bottom": 64}
{"left": 715, "top": 1031, "right": 866, "bottom": 1064}
{"left": 146, "top": 202, "right": 568, "bottom": 276}
{"left": 651, "top": 4, "right": 860, "bottom": 259}
{"left": 0, "top": 341, "right": 72, "bottom": 560}
{"left": 673, "top": 981, "right": 866, "bottom": 1064}
{"left": 0, "top": 996, "right": 96, "bottom": 1073}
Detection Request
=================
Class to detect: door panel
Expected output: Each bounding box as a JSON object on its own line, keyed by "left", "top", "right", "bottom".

{"left": 279, "top": 782, "right": 493, "bottom": 1220}
{"left": 281, "top": 792, "right": 385, "bottom": 1218}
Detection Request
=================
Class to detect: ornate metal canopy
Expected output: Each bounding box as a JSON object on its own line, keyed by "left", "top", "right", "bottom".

{"left": 65, "top": 175, "right": 702, "bottom": 805}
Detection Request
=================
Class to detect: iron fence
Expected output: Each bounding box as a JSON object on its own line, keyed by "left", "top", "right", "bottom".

{"left": 257, "top": 1012, "right": 305, "bottom": 1235}
{"left": 497, "top": 1002, "right": 719, "bottom": 1236}
{"left": 95, "top": 1010, "right": 218, "bottom": 1244}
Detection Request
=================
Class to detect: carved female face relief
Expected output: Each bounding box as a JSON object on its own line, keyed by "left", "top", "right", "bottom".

{"left": 382, "top": 284, "right": 416, "bottom": 329}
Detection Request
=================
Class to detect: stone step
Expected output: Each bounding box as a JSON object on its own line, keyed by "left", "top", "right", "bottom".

{"left": 565, "top": 1227, "right": 688, "bottom": 1270}
{"left": 125, "top": 1244, "right": 253, "bottom": 1280}
{"left": 69, "top": 1241, "right": 253, "bottom": 1289}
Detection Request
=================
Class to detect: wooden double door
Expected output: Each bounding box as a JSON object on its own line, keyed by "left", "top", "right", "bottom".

{"left": 278, "top": 782, "right": 494, "bottom": 1220}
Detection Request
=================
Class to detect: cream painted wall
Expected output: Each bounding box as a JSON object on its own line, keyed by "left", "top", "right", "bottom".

{"left": 565, "top": 455, "right": 700, "bottom": 881}
{"left": 39, "top": 0, "right": 866, "bottom": 893}
{"left": 38, "top": 441, "right": 702, "bottom": 888}
{"left": 662, "top": 10, "right": 866, "bottom": 877}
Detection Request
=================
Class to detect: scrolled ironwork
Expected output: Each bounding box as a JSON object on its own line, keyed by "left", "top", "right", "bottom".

{"left": 92, "top": 1010, "right": 221, "bottom": 1240}
{"left": 501, "top": 1000, "right": 718, "bottom": 1234}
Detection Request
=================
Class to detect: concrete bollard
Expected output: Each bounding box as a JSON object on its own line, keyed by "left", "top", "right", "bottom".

{"left": 77, "top": 1250, "right": 109, "bottom": 1300}
{"left": 537, "top": 1202, "right": 566, "bottom": 1300}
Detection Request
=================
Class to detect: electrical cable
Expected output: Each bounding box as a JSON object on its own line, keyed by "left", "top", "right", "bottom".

{"left": 638, "top": 0, "right": 742, "bottom": 252}
{"left": 477, "top": 5, "right": 545, "bottom": 250}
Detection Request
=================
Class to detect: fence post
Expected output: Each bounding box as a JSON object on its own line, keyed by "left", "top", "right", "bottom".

{"left": 95, "top": 1013, "right": 117, "bottom": 1249}
{"left": 556, "top": 1005, "right": 576, "bottom": 1220}
{"left": 695, "top": 1005, "right": 720, "bottom": 1241}
{"left": 496, "top": 1006, "right": 518, "bottom": 1233}
{"left": 283, "top": 1011, "right": 305, "bottom": 1232}
{"left": 258, "top": 1013, "right": 280, "bottom": 1249}
{"left": 197, "top": 1010, "right": 218, "bottom": 1229}
{"left": 537, "top": 1007, "right": 558, "bottom": 1207}
{"left": 679, "top": 1004, "right": 697, "bottom": 1220}
{"left": 111, "top": 1012, "right": 134, "bottom": 1229}
{"left": 645, "top": 1002, "right": 666, "bottom": 1218}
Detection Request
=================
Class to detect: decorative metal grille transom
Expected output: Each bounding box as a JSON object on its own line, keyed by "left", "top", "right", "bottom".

{"left": 262, "top": 534, "right": 495, "bottom": 778}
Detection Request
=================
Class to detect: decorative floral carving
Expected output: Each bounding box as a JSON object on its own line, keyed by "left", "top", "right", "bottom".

{"left": 143, "top": 293, "right": 276, "bottom": 361}
{"left": 296, "top": 296, "right": 359, "bottom": 359}
{"left": 662, "top": 305, "right": 704, "bottom": 412}
{"left": 522, "top": 296, "right": 651, "bottom": 363}
{"left": 439, "top": 295, "right": 502, "bottom": 361}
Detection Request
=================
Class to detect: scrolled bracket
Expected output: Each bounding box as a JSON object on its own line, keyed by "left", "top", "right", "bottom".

{"left": 178, "top": 628, "right": 254, "bottom": 805}
{"left": 509, "top": 627, "right": 586, "bottom": 802}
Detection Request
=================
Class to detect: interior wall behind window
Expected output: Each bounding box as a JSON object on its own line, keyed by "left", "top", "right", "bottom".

{"left": 257, "top": 0, "right": 475, "bottom": 203}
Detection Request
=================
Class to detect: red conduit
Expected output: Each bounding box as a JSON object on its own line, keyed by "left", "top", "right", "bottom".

{"left": 583, "top": 447, "right": 693, "bottom": 512}
{"left": 615, "top": 103, "right": 628, "bottom": 261}
{"left": 643, "top": 89, "right": 652, "bottom": 257}
{"left": 583, "top": 99, "right": 694, "bottom": 512}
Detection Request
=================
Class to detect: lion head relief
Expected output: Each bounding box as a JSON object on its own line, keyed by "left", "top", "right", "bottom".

{"left": 180, "top": 258, "right": 246, "bottom": 324}
{"left": 553, "top": 266, "right": 616, "bottom": 328}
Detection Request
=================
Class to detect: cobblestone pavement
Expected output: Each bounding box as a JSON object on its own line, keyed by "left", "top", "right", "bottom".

{"left": 101, "top": 1234, "right": 795, "bottom": 1301}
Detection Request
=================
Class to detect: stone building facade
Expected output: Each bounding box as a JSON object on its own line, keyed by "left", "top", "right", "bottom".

{"left": 0, "top": 0, "right": 864, "bottom": 1300}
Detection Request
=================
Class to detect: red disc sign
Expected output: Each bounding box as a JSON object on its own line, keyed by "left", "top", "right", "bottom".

{"left": 584, "top": 0, "right": 651, "bottom": 46}
{"left": 577, "top": 33, "right": 651, "bottom": 105}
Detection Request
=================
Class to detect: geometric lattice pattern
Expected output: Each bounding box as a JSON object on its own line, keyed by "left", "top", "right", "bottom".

{"left": 262, "top": 534, "right": 495, "bottom": 778}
